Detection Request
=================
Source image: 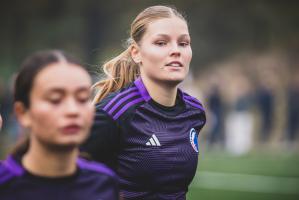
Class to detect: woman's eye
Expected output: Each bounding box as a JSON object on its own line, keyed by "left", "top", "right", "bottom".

{"left": 155, "top": 41, "right": 167, "bottom": 46}
{"left": 77, "top": 93, "right": 91, "bottom": 104}
{"left": 179, "top": 41, "right": 190, "bottom": 47}
{"left": 48, "top": 98, "right": 61, "bottom": 105}
{"left": 78, "top": 97, "right": 90, "bottom": 103}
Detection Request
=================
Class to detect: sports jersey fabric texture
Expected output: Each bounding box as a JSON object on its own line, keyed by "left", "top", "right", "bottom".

{"left": 82, "top": 77, "right": 206, "bottom": 200}
{"left": 0, "top": 154, "right": 119, "bottom": 200}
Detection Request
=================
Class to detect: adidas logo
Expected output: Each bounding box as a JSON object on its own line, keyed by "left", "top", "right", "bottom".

{"left": 146, "top": 134, "right": 161, "bottom": 146}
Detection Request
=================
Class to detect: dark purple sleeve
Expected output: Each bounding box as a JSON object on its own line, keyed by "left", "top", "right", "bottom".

{"left": 81, "top": 105, "right": 120, "bottom": 170}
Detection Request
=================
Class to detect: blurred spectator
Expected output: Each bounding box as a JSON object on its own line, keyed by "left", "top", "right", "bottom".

{"left": 286, "top": 71, "right": 299, "bottom": 143}
{"left": 225, "top": 72, "right": 254, "bottom": 155}
{"left": 207, "top": 83, "right": 224, "bottom": 147}
{"left": 256, "top": 81, "right": 274, "bottom": 142}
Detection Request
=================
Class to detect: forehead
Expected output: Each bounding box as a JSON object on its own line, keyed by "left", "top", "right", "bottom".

{"left": 144, "top": 16, "right": 189, "bottom": 37}
{"left": 32, "top": 62, "right": 91, "bottom": 92}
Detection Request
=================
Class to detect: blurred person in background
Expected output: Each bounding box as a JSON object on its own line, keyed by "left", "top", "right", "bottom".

{"left": 206, "top": 75, "right": 224, "bottom": 148}
{"left": 256, "top": 76, "right": 274, "bottom": 143}
{"left": 287, "top": 69, "right": 299, "bottom": 144}
{"left": 82, "top": 5, "right": 206, "bottom": 200}
{"left": 225, "top": 71, "right": 254, "bottom": 155}
{"left": 0, "top": 50, "right": 119, "bottom": 200}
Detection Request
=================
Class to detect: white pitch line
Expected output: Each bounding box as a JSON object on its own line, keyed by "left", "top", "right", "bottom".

{"left": 191, "top": 171, "right": 299, "bottom": 194}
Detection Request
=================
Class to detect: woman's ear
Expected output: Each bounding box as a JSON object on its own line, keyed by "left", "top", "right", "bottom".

{"left": 130, "top": 44, "right": 142, "bottom": 64}
{"left": 14, "top": 102, "right": 31, "bottom": 128}
{"left": 0, "top": 114, "right": 3, "bottom": 131}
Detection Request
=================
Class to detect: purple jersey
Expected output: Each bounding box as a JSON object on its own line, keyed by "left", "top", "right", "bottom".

{"left": 0, "top": 154, "right": 119, "bottom": 200}
{"left": 82, "top": 77, "right": 206, "bottom": 199}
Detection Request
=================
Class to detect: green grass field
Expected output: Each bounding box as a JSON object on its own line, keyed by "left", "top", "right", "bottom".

{"left": 187, "top": 149, "right": 299, "bottom": 200}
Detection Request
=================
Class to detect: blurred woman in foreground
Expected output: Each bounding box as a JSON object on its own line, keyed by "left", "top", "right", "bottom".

{"left": 0, "top": 50, "right": 119, "bottom": 200}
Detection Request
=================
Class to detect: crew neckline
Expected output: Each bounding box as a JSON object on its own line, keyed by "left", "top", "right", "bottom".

{"left": 12, "top": 153, "right": 80, "bottom": 183}
{"left": 148, "top": 91, "right": 186, "bottom": 116}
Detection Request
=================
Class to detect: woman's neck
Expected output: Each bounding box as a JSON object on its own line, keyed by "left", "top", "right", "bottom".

{"left": 22, "top": 140, "right": 78, "bottom": 177}
{"left": 141, "top": 75, "right": 178, "bottom": 107}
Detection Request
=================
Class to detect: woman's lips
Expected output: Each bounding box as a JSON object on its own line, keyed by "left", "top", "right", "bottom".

{"left": 165, "top": 61, "right": 183, "bottom": 67}
{"left": 62, "top": 124, "right": 81, "bottom": 134}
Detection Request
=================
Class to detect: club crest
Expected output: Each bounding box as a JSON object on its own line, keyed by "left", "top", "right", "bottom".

{"left": 189, "top": 128, "right": 199, "bottom": 153}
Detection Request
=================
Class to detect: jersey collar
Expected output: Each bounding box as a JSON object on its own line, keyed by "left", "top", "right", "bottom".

{"left": 134, "top": 77, "right": 151, "bottom": 102}
{"left": 134, "top": 77, "right": 186, "bottom": 104}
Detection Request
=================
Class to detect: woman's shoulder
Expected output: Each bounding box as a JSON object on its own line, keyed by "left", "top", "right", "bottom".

{"left": 77, "top": 158, "right": 117, "bottom": 180}
{"left": 0, "top": 156, "right": 24, "bottom": 185}
{"left": 76, "top": 158, "right": 119, "bottom": 200}
{"left": 0, "top": 161, "right": 9, "bottom": 185}
{"left": 95, "top": 83, "right": 136, "bottom": 108}
{"left": 95, "top": 82, "right": 145, "bottom": 120}
{"left": 180, "top": 90, "right": 205, "bottom": 112}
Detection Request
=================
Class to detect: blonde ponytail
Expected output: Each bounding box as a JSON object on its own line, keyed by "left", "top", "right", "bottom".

{"left": 93, "top": 47, "right": 140, "bottom": 103}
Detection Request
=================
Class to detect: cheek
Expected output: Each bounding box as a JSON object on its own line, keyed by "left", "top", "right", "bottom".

{"left": 142, "top": 47, "right": 167, "bottom": 64}
{"left": 189, "top": 49, "right": 193, "bottom": 60}
{"left": 81, "top": 104, "right": 95, "bottom": 127}
{"left": 29, "top": 104, "right": 57, "bottom": 133}
{"left": 184, "top": 48, "right": 192, "bottom": 63}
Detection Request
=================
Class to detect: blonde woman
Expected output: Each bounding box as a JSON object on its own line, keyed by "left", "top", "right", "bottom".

{"left": 82, "top": 5, "right": 206, "bottom": 200}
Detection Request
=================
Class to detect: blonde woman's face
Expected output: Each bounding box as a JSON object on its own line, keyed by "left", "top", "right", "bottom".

{"left": 136, "top": 16, "right": 192, "bottom": 85}
{"left": 17, "top": 63, "right": 94, "bottom": 149}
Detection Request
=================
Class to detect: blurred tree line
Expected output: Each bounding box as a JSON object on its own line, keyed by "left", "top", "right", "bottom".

{"left": 0, "top": 0, "right": 298, "bottom": 80}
